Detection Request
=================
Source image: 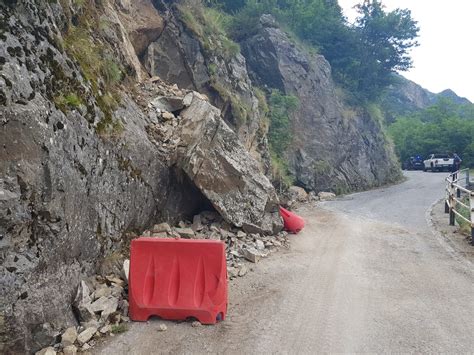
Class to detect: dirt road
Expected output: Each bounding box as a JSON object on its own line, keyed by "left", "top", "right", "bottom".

{"left": 97, "top": 171, "right": 474, "bottom": 354}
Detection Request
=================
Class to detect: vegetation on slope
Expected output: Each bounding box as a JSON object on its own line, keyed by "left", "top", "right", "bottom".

{"left": 212, "top": 0, "right": 419, "bottom": 101}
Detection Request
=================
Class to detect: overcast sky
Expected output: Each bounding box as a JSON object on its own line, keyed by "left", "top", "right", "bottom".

{"left": 338, "top": 0, "right": 474, "bottom": 102}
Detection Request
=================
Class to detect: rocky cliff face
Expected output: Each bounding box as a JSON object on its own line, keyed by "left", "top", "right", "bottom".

{"left": 242, "top": 16, "right": 401, "bottom": 192}
{"left": 0, "top": 2, "right": 281, "bottom": 353}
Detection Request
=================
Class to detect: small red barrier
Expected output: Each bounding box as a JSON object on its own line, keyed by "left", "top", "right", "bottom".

{"left": 129, "top": 238, "right": 227, "bottom": 324}
{"left": 279, "top": 206, "right": 305, "bottom": 233}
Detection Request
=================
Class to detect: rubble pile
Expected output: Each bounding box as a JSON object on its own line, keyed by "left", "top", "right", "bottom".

{"left": 36, "top": 274, "right": 130, "bottom": 355}
{"left": 35, "top": 208, "right": 289, "bottom": 354}
{"left": 140, "top": 210, "right": 290, "bottom": 279}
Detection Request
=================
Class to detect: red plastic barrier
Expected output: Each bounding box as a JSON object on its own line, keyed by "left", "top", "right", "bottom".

{"left": 129, "top": 238, "right": 227, "bottom": 324}
{"left": 279, "top": 206, "right": 305, "bottom": 233}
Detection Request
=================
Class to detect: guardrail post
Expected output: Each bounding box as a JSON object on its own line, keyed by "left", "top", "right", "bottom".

{"left": 470, "top": 192, "right": 474, "bottom": 245}
{"left": 456, "top": 187, "right": 461, "bottom": 198}
{"left": 467, "top": 169, "right": 471, "bottom": 187}
{"left": 449, "top": 182, "right": 455, "bottom": 226}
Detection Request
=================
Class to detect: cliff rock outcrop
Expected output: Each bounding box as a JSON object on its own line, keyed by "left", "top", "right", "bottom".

{"left": 242, "top": 15, "right": 401, "bottom": 192}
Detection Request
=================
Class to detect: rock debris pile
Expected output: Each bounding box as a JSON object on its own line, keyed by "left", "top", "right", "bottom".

{"left": 35, "top": 274, "right": 130, "bottom": 355}
{"left": 140, "top": 210, "right": 289, "bottom": 278}
{"left": 35, "top": 208, "right": 289, "bottom": 354}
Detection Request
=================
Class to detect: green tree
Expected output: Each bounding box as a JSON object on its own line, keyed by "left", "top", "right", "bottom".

{"left": 388, "top": 99, "right": 474, "bottom": 168}
{"left": 350, "top": 0, "right": 419, "bottom": 98}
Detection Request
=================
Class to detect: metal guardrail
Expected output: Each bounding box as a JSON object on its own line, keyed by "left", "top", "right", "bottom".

{"left": 445, "top": 168, "right": 474, "bottom": 245}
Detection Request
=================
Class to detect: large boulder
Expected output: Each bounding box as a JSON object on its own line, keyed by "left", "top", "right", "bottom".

{"left": 242, "top": 15, "right": 401, "bottom": 193}
{"left": 176, "top": 94, "right": 282, "bottom": 234}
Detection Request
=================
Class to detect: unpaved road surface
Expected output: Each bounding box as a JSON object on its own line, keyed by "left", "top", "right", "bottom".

{"left": 97, "top": 171, "right": 474, "bottom": 354}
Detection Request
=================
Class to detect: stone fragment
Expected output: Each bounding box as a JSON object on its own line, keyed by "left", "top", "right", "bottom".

{"left": 229, "top": 250, "right": 241, "bottom": 258}
{"left": 35, "top": 347, "right": 56, "bottom": 355}
{"left": 73, "top": 281, "right": 96, "bottom": 322}
{"left": 76, "top": 327, "right": 97, "bottom": 346}
{"left": 81, "top": 343, "right": 91, "bottom": 351}
{"left": 238, "top": 265, "right": 249, "bottom": 277}
{"left": 80, "top": 320, "right": 102, "bottom": 330}
{"left": 273, "top": 240, "right": 282, "bottom": 247}
{"left": 241, "top": 247, "right": 261, "bottom": 263}
{"left": 318, "top": 191, "right": 336, "bottom": 201}
{"left": 90, "top": 296, "right": 118, "bottom": 315}
{"left": 93, "top": 286, "right": 111, "bottom": 300}
{"left": 153, "top": 223, "right": 171, "bottom": 233}
{"left": 151, "top": 96, "right": 184, "bottom": 113}
{"left": 174, "top": 227, "right": 195, "bottom": 239}
{"left": 162, "top": 111, "right": 175, "bottom": 120}
{"left": 255, "top": 239, "right": 265, "bottom": 251}
{"left": 236, "top": 231, "right": 246, "bottom": 239}
{"left": 158, "top": 324, "right": 167, "bottom": 332}
{"left": 191, "top": 321, "right": 202, "bottom": 327}
{"left": 123, "top": 259, "right": 130, "bottom": 283}
{"left": 63, "top": 345, "right": 78, "bottom": 355}
{"left": 289, "top": 186, "right": 308, "bottom": 202}
{"left": 192, "top": 214, "right": 202, "bottom": 232}
{"left": 61, "top": 327, "right": 78, "bottom": 346}
{"left": 182, "top": 92, "right": 194, "bottom": 107}
{"left": 99, "top": 325, "right": 112, "bottom": 334}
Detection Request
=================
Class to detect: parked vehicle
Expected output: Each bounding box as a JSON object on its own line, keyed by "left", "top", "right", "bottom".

{"left": 402, "top": 155, "right": 424, "bottom": 170}
{"left": 423, "top": 154, "right": 454, "bottom": 172}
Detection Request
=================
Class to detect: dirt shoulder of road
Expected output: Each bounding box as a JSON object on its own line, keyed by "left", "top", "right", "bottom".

{"left": 429, "top": 199, "right": 474, "bottom": 262}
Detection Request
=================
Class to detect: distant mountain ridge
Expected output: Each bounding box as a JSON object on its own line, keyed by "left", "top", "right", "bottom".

{"left": 380, "top": 74, "right": 472, "bottom": 123}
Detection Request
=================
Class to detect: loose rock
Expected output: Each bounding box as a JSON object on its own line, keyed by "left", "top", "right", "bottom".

{"left": 153, "top": 223, "right": 171, "bottom": 233}
{"left": 174, "top": 227, "right": 195, "bottom": 239}
{"left": 61, "top": 327, "right": 78, "bottom": 346}
{"left": 255, "top": 239, "right": 265, "bottom": 251}
{"left": 191, "top": 321, "right": 202, "bottom": 327}
{"left": 158, "top": 324, "right": 167, "bottom": 332}
{"left": 73, "top": 281, "right": 96, "bottom": 322}
{"left": 241, "top": 247, "right": 262, "bottom": 263}
{"left": 162, "top": 111, "right": 175, "bottom": 120}
{"left": 35, "top": 347, "right": 56, "bottom": 355}
{"left": 63, "top": 345, "right": 78, "bottom": 355}
{"left": 238, "top": 265, "right": 249, "bottom": 277}
{"left": 76, "top": 327, "right": 97, "bottom": 346}
{"left": 122, "top": 259, "right": 130, "bottom": 283}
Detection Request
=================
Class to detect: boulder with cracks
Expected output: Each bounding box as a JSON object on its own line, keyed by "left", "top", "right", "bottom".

{"left": 176, "top": 94, "right": 283, "bottom": 234}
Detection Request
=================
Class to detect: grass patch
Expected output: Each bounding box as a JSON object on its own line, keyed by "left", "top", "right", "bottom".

{"left": 271, "top": 152, "right": 295, "bottom": 190}
{"left": 54, "top": 93, "right": 82, "bottom": 112}
{"left": 63, "top": 15, "right": 124, "bottom": 135}
{"left": 177, "top": 2, "right": 239, "bottom": 60}
{"left": 111, "top": 324, "right": 128, "bottom": 334}
{"left": 210, "top": 79, "right": 250, "bottom": 126}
